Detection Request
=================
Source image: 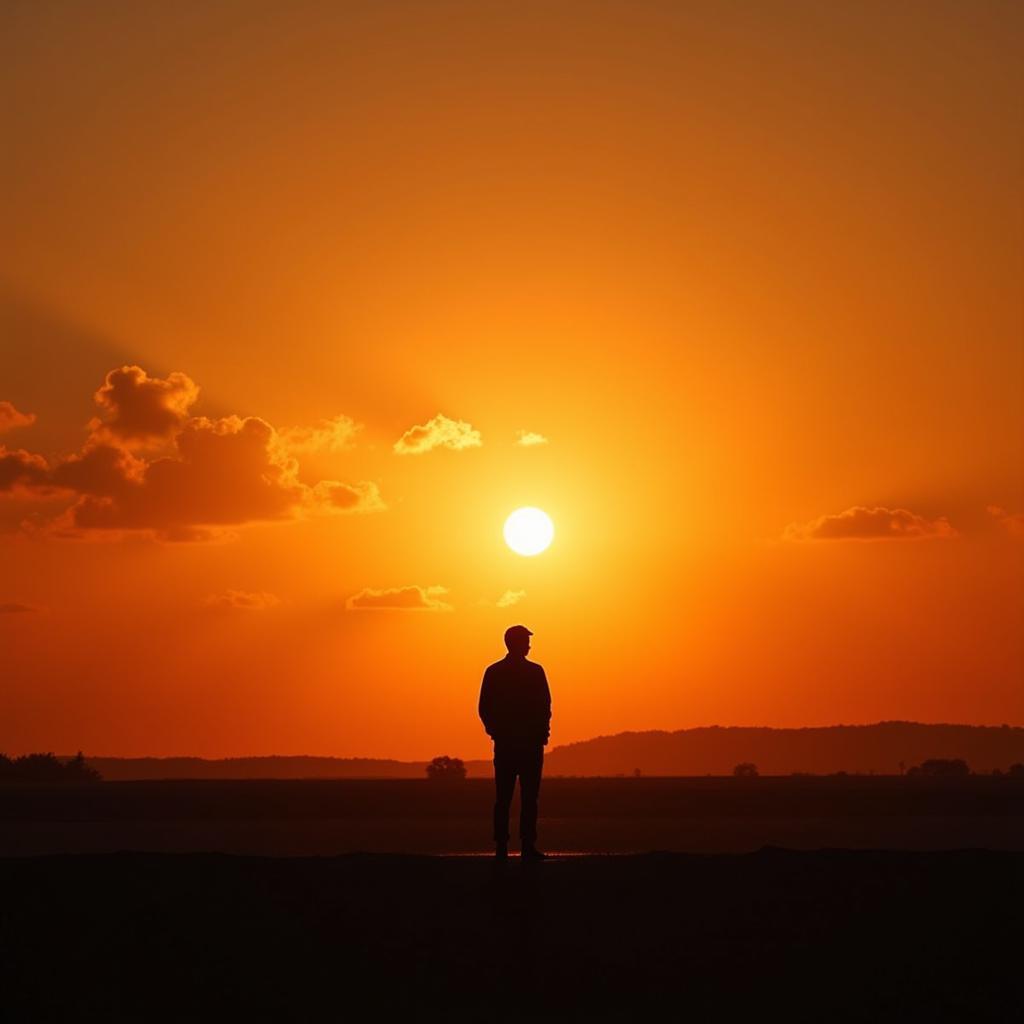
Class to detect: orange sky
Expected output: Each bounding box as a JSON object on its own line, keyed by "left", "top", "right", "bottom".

{"left": 2, "top": 1, "right": 1022, "bottom": 758}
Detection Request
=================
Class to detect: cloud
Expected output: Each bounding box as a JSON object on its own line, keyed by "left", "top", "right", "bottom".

{"left": 204, "top": 589, "right": 281, "bottom": 611}
{"left": 784, "top": 506, "right": 957, "bottom": 541}
{"left": 0, "top": 602, "right": 37, "bottom": 614}
{"left": 0, "top": 401, "right": 36, "bottom": 433}
{"left": 0, "top": 367, "right": 383, "bottom": 541}
{"left": 50, "top": 442, "right": 146, "bottom": 496}
{"left": 496, "top": 589, "right": 526, "bottom": 607}
{"left": 0, "top": 446, "right": 50, "bottom": 493}
{"left": 158, "top": 525, "right": 237, "bottom": 544}
{"left": 58, "top": 416, "right": 312, "bottom": 537}
{"left": 277, "top": 414, "right": 360, "bottom": 455}
{"left": 988, "top": 505, "right": 1024, "bottom": 538}
{"left": 393, "top": 414, "right": 482, "bottom": 455}
{"left": 307, "top": 479, "right": 386, "bottom": 514}
{"left": 346, "top": 585, "right": 453, "bottom": 611}
{"left": 88, "top": 366, "right": 199, "bottom": 447}
{"left": 516, "top": 430, "right": 548, "bottom": 446}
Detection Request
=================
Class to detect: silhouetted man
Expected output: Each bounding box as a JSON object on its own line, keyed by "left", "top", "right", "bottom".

{"left": 478, "top": 624, "right": 552, "bottom": 860}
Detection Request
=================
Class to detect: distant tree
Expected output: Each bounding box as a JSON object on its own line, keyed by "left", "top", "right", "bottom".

{"left": 1007, "top": 763, "right": 1024, "bottom": 779}
{"left": 426, "top": 755, "right": 466, "bottom": 781}
{"left": 65, "top": 751, "right": 102, "bottom": 782}
{"left": 733, "top": 762, "right": 759, "bottom": 778}
{"left": 633, "top": 768, "right": 642, "bottom": 778}
{"left": 906, "top": 758, "right": 970, "bottom": 778}
{"left": 0, "top": 753, "right": 12, "bottom": 780}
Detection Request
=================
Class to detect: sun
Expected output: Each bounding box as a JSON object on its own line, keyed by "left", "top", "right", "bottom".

{"left": 503, "top": 507, "right": 554, "bottom": 556}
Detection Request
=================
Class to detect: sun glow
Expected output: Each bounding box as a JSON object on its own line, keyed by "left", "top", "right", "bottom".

{"left": 503, "top": 507, "right": 555, "bottom": 556}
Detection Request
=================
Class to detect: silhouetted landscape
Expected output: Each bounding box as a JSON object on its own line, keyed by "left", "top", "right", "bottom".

{"left": 69, "top": 722, "right": 1024, "bottom": 779}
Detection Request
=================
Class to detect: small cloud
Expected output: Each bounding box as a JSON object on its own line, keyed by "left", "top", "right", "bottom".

{"left": 516, "top": 430, "right": 548, "bottom": 447}
{"left": 988, "top": 505, "right": 1024, "bottom": 538}
{"left": 277, "top": 415, "right": 361, "bottom": 455}
{"left": 346, "top": 585, "right": 453, "bottom": 611}
{"left": 496, "top": 589, "right": 526, "bottom": 607}
{"left": 0, "top": 401, "right": 36, "bottom": 433}
{"left": 308, "top": 479, "right": 386, "bottom": 514}
{"left": 204, "top": 589, "right": 281, "bottom": 611}
{"left": 88, "top": 365, "right": 199, "bottom": 447}
{"left": 393, "top": 414, "right": 482, "bottom": 455}
{"left": 784, "top": 506, "right": 957, "bottom": 541}
{"left": 0, "top": 601, "right": 37, "bottom": 614}
{"left": 160, "top": 525, "right": 237, "bottom": 544}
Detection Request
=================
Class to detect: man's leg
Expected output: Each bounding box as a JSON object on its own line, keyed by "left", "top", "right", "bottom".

{"left": 518, "top": 744, "right": 544, "bottom": 848}
{"left": 492, "top": 743, "right": 517, "bottom": 845}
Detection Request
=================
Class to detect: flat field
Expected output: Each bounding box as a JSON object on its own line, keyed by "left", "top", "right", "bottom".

{"left": 2, "top": 776, "right": 1022, "bottom": 855}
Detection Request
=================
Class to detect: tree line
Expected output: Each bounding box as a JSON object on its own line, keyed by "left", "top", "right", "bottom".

{"left": 0, "top": 752, "right": 102, "bottom": 782}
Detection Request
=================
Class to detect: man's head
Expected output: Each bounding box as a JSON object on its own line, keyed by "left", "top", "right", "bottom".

{"left": 503, "top": 624, "right": 532, "bottom": 657}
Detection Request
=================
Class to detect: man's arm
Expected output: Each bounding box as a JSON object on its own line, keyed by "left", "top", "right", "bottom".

{"left": 539, "top": 666, "right": 552, "bottom": 745}
{"left": 478, "top": 668, "right": 495, "bottom": 738}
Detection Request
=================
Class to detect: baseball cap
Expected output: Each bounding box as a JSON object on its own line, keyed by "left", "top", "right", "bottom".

{"left": 504, "top": 624, "right": 533, "bottom": 645}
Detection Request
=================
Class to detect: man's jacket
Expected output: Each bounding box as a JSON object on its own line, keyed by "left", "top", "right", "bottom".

{"left": 478, "top": 654, "right": 552, "bottom": 745}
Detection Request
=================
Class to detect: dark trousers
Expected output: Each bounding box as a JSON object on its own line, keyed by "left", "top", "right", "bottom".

{"left": 492, "top": 741, "right": 544, "bottom": 844}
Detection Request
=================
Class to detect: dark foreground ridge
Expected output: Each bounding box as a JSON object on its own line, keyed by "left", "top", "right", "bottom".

{"left": 1, "top": 849, "right": 1020, "bottom": 1021}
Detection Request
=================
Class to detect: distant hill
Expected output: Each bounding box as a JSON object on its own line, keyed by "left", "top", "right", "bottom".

{"left": 82, "top": 756, "right": 455, "bottom": 781}
{"left": 78, "top": 722, "right": 1024, "bottom": 780}
{"left": 544, "top": 722, "right": 1024, "bottom": 776}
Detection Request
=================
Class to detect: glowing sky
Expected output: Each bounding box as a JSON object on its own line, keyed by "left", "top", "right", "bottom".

{"left": 1, "top": 1, "right": 1021, "bottom": 757}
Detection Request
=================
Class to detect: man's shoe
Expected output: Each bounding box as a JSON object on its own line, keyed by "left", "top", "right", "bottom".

{"left": 495, "top": 842, "right": 509, "bottom": 859}
{"left": 521, "top": 844, "right": 548, "bottom": 861}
